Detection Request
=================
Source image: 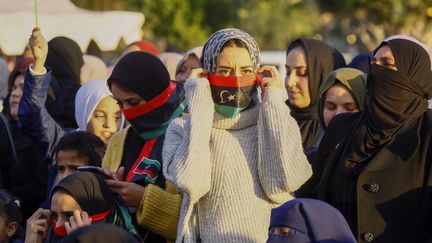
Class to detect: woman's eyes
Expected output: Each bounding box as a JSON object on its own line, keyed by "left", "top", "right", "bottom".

{"left": 128, "top": 100, "right": 140, "bottom": 107}
{"left": 285, "top": 68, "right": 308, "bottom": 77}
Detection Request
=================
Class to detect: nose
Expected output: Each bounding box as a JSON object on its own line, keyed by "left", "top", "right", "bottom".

{"left": 104, "top": 115, "right": 117, "bottom": 130}
{"left": 232, "top": 68, "right": 242, "bottom": 77}
{"left": 286, "top": 72, "right": 297, "bottom": 89}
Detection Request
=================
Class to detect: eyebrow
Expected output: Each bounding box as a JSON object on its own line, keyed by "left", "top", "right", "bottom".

{"left": 285, "top": 65, "right": 307, "bottom": 69}
{"left": 217, "top": 65, "right": 254, "bottom": 69}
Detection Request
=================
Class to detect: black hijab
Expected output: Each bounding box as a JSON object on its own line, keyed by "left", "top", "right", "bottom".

{"left": 341, "top": 37, "right": 432, "bottom": 170}
{"left": 45, "top": 37, "right": 83, "bottom": 129}
{"left": 46, "top": 37, "right": 84, "bottom": 85}
{"left": 287, "top": 38, "right": 346, "bottom": 149}
{"left": 52, "top": 172, "right": 114, "bottom": 215}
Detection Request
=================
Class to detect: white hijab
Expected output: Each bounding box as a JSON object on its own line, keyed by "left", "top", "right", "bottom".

{"left": 74, "top": 80, "right": 124, "bottom": 131}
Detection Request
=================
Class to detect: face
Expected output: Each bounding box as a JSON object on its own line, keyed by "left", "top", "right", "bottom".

{"left": 50, "top": 191, "right": 82, "bottom": 228}
{"left": 215, "top": 46, "right": 254, "bottom": 77}
{"left": 56, "top": 150, "right": 89, "bottom": 181}
{"left": 0, "top": 215, "right": 17, "bottom": 243}
{"left": 372, "top": 44, "right": 397, "bottom": 71}
{"left": 86, "top": 96, "right": 121, "bottom": 144}
{"left": 322, "top": 84, "right": 359, "bottom": 127}
{"left": 175, "top": 55, "right": 201, "bottom": 84}
{"left": 111, "top": 82, "right": 146, "bottom": 110}
{"left": 285, "top": 47, "right": 311, "bottom": 108}
{"left": 9, "top": 74, "right": 25, "bottom": 121}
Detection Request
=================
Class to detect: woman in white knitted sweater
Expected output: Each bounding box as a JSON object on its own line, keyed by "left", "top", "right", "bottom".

{"left": 162, "top": 28, "right": 312, "bottom": 243}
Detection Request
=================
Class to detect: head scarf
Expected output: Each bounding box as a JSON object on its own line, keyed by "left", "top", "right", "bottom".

{"left": 159, "top": 52, "right": 183, "bottom": 80}
{"left": 347, "top": 52, "right": 373, "bottom": 74}
{"left": 80, "top": 55, "right": 108, "bottom": 85}
{"left": 126, "top": 40, "right": 159, "bottom": 56}
{"left": 52, "top": 172, "right": 114, "bottom": 216}
{"left": 333, "top": 36, "right": 432, "bottom": 171}
{"left": 0, "top": 57, "right": 9, "bottom": 100}
{"left": 201, "top": 28, "right": 260, "bottom": 73}
{"left": 45, "top": 36, "right": 83, "bottom": 128}
{"left": 318, "top": 68, "right": 367, "bottom": 129}
{"left": 59, "top": 224, "right": 138, "bottom": 243}
{"left": 175, "top": 46, "right": 203, "bottom": 75}
{"left": 46, "top": 37, "right": 84, "bottom": 84}
{"left": 287, "top": 38, "right": 346, "bottom": 149}
{"left": 74, "top": 80, "right": 125, "bottom": 132}
{"left": 267, "top": 198, "right": 356, "bottom": 243}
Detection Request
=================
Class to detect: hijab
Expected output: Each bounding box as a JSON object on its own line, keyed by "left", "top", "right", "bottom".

{"left": 287, "top": 38, "right": 346, "bottom": 149}
{"left": 317, "top": 68, "right": 367, "bottom": 129}
{"left": 339, "top": 36, "right": 432, "bottom": 170}
{"left": 175, "top": 46, "right": 203, "bottom": 74}
{"left": 46, "top": 37, "right": 84, "bottom": 85}
{"left": 347, "top": 52, "right": 373, "bottom": 74}
{"left": 80, "top": 55, "right": 108, "bottom": 85}
{"left": 45, "top": 36, "right": 83, "bottom": 128}
{"left": 159, "top": 52, "right": 183, "bottom": 80}
{"left": 126, "top": 40, "right": 159, "bottom": 56}
{"left": 267, "top": 198, "right": 356, "bottom": 243}
{"left": 74, "top": 80, "right": 125, "bottom": 132}
{"left": 52, "top": 172, "right": 114, "bottom": 216}
{"left": 201, "top": 28, "right": 260, "bottom": 73}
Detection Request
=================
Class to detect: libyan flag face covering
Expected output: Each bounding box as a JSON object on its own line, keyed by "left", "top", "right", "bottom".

{"left": 207, "top": 73, "right": 260, "bottom": 118}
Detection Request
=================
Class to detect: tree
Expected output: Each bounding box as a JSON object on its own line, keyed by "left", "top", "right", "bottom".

{"left": 316, "top": 0, "right": 432, "bottom": 51}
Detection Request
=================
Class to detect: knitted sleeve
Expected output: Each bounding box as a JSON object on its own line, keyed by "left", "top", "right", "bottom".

{"left": 162, "top": 77, "right": 214, "bottom": 203}
{"left": 257, "top": 87, "right": 312, "bottom": 203}
{"left": 136, "top": 183, "right": 182, "bottom": 240}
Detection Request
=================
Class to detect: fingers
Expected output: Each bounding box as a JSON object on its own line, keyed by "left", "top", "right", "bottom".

{"left": 28, "top": 208, "right": 51, "bottom": 221}
{"left": 106, "top": 179, "right": 127, "bottom": 188}
{"left": 117, "top": 166, "right": 125, "bottom": 181}
{"left": 99, "top": 167, "right": 115, "bottom": 180}
{"left": 64, "top": 221, "right": 72, "bottom": 234}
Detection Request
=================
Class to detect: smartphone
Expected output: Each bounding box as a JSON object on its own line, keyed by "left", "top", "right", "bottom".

{"left": 77, "top": 166, "right": 113, "bottom": 179}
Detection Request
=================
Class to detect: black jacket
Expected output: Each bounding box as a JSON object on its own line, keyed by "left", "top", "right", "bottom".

{"left": 1, "top": 116, "right": 48, "bottom": 221}
{"left": 302, "top": 110, "right": 432, "bottom": 243}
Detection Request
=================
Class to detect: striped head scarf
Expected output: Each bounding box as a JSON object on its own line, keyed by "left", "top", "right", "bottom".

{"left": 201, "top": 28, "right": 260, "bottom": 73}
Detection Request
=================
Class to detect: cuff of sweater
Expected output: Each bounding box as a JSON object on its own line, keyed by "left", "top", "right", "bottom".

{"left": 29, "top": 64, "right": 47, "bottom": 76}
{"left": 137, "top": 184, "right": 182, "bottom": 241}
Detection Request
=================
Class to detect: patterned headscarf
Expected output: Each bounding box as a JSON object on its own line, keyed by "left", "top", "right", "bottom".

{"left": 201, "top": 28, "right": 260, "bottom": 73}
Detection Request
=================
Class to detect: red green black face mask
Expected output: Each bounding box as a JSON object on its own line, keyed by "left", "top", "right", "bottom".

{"left": 207, "top": 73, "right": 261, "bottom": 118}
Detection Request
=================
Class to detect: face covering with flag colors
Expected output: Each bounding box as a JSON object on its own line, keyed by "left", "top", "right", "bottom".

{"left": 122, "top": 81, "right": 186, "bottom": 185}
{"left": 207, "top": 73, "right": 261, "bottom": 118}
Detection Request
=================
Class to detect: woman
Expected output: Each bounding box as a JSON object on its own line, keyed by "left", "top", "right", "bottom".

{"left": 162, "top": 28, "right": 312, "bottom": 242}
{"left": 1, "top": 58, "right": 48, "bottom": 222}
{"left": 309, "top": 36, "right": 432, "bottom": 242}
{"left": 175, "top": 47, "right": 203, "bottom": 84}
{"left": 159, "top": 52, "right": 183, "bottom": 80}
{"left": 102, "top": 51, "right": 187, "bottom": 242}
{"left": 25, "top": 172, "right": 141, "bottom": 242}
{"left": 285, "top": 38, "right": 346, "bottom": 150}
{"left": 267, "top": 198, "right": 356, "bottom": 243}
{"left": 318, "top": 68, "right": 367, "bottom": 135}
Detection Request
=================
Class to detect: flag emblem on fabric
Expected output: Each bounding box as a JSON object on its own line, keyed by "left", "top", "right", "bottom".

{"left": 132, "top": 157, "right": 161, "bottom": 184}
{"left": 207, "top": 73, "right": 258, "bottom": 117}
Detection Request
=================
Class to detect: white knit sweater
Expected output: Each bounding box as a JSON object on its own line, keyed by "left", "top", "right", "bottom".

{"left": 163, "top": 78, "right": 312, "bottom": 243}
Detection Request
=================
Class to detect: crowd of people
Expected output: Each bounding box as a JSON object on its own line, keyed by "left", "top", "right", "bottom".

{"left": 0, "top": 23, "right": 431, "bottom": 243}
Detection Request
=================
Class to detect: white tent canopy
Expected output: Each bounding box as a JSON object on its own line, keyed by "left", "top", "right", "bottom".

{"left": 0, "top": 0, "right": 144, "bottom": 55}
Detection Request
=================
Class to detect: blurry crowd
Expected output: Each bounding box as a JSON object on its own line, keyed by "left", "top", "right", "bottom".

{"left": 0, "top": 24, "right": 431, "bottom": 243}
